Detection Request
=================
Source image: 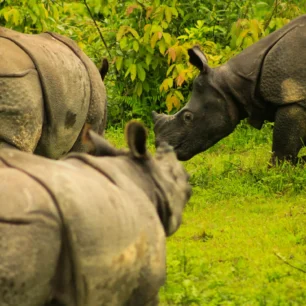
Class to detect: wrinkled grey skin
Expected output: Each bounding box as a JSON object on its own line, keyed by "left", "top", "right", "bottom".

{"left": 0, "top": 121, "right": 191, "bottom": 306}
{"left": 153, "top": 15, "right": 306, "bottom": 165}
{"left": 0, "top": 27, "right": 108, "bottom": 159}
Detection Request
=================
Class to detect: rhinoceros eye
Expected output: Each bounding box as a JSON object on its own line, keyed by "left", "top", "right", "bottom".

{"left": 183, "top": 111, "right": 194, "bottom": 123}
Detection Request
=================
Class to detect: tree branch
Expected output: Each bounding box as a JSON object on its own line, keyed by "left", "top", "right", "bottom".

{"left": 274, "top": 252, "right": 306, "bottom": 274}
{"left": 83, "top": 0, "right": 112, "bottom": 60}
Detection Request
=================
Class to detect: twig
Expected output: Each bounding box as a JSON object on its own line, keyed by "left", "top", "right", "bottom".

{"left": 83, "top": 0, "right": 112, "bottom": 60}
{"left": 263, "top": 0, "right": 278, "bottom": 31}
{"left": 274, "top": 252, "right": 306, "bottom": 274}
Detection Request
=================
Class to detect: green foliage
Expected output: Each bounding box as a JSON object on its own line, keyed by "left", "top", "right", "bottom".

{"left": 0, "top": 0, "right": 62, "bottom": 32}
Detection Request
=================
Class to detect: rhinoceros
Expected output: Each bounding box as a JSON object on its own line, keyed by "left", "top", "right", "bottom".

{"left": 0, "top": 27, "right": 108, "bottom": 159}
{"left": 153, "top": 15, "right": 306, "bottom": 165}
{"left": 0, "top": 121, "right": 191, "bottom": 306}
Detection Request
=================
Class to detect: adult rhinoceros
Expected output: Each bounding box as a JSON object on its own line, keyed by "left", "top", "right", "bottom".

{"left": 0, "top": 27, "right": 108, "bottom": 159}
{"left": 0, "top": 121, "right": 191, "bottom": 306}
{"left": 153, "top": 15, "right": 306, "bottom": 165}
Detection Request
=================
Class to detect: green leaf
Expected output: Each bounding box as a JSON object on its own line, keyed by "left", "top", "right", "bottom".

{"left": 115, "top": 56, "right": 123, "bottom": 71}
{"left": 174, "top": 90, "right": 184, "bottom": 101}
{"left": 120, "top": 36, "right": 128, "bottom": 50}
{"left": 143, "top": 81, "right": 150, "bottom": 92}
{"left": 129, "top": 27, "right": 140, "bottom": 39}
{"left": 146, "top": 53, "right": 152, "bottom": 66}
{"left": 165, "top": 7, "right": 172, "bottom": 23}
{"left": 151, "top": 31, "right": 162, "bottom": 49}
{"left": 163, "top": 32, "right": 172, "bottom": 45}
{"left": 130, "top": 64, "right": 137, "bottom": 81}
{"left": 117, "top": 26, "right": 127, "bottom": 41}
{"left": 135, "top": 82, "right": 143, "bottom": 97}
{"left": 151, "top": 24, "right": 163, "bottom": 34}
{"left": 137, "top": 63, "right": 146, "bottom": 81}
{"left": 159, "top": 39, "right": 166, "bottom": 55}
{"left": 166, "top": 64, "right": 175, "bottom": 76}
{"left": 236, "top": 29, "right": 249, "bottom": 47}
{"left": 133, "top": 40, "right": 139, "bottom": 52}
{"left": 161, "top": 20, "right": 168, "bottom": 29}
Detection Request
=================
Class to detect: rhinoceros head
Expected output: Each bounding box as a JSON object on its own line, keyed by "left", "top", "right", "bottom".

{"left": 84, "top": 121, "right": 192, "bottom": 236}
{"left": 153, "top": 46, "right": 239, "bottom": 161}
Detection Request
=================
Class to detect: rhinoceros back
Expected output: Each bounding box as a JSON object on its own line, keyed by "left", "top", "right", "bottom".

{"left": 0, "top": 28, "right": 106, "bottom": 159}
{"left": 0, "top": 149, "right": 165, "bottom": 305}
{"left": 0, "top": 31, "right": 43, "bottom": 152}
{"left": 260, "top": 15, "right": 306, "bottom": 106}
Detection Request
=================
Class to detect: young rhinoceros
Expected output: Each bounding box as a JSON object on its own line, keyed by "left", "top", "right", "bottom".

{"left": 0, "top": 27, "right": 108, "bottom": 159}
{"left": 153, "top": 15, "right": 306, "bottom": 165}
{"left": 0, "top": 121, "right": 191, "bottom": 306}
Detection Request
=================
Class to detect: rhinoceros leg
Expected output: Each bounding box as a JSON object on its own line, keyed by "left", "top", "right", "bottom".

{"left": 271, "top": 104, "right": 306, "bottom": 165}
{"left": 0, "top": 219, "right": 60, "bottom": 306}
{"left": 44, "top": 299, "right": 66, "bottom": 306}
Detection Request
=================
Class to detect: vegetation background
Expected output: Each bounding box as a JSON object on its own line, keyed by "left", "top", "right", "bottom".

{"left": 1, "top": 0, "right": 306, "bottom": 304}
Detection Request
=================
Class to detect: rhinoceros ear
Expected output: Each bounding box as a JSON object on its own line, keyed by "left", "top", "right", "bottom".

{"left": 100, "top": 58, "right": 109, "bottom": 81}
{"left": 188, "top": 46, "right": 209, "bottom": 73}
{"left": 125, "top": 121, "right": 148, "bottom": 159}
{"left": 82, "top": 124, "right": 120, "bottom": 156}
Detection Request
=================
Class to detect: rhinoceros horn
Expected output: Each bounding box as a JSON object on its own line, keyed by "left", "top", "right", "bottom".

{"left": 152, "top": 111, "right": 163, "bottom": 124}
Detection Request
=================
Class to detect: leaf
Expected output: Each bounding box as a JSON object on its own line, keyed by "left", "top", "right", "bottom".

{"left": 162, "top": 21, "right": 168, "bottom": 29}
{"left": 130, "top": 64, "right": 137, "bottom": 81}
{"left": 144, "top": 25, "right": 151, "bottom": 44}
{"left": 171, "top": 95, "right": 180, "bottom": 109}
{"left": 120, "top": 36, "right": 128, "bottom": 50}
{"left": 117, "top": 26, "right": 127, "bottom": 41}
{"left": 146, "top": 6, "right": 153, "bottom": 19}
{"left": 168, "top": 78, "right": 174, "bottom": 88}
{"left": 129, "top": 27, "right": 140, "bottom": 39}
{"left": 165, "top": 94, "right": 180, "bottom": 112}
{"left": 160, "top": 78, "right": 174, "bottom": 92}
{"left": 163, "top": 33, "right": 172, "bottom": 45}
{"left": 11, "top": 8, "right": 20, "bottom": 25}
{"left": 133, "top": 40, "right": 139, "bottom": 52}
{"left": 143, "top": 81, "right": 150, "bottom": 92}
{"left": 236, "top": 29, "right": 249, "bottom": 47}
{"left": 166, "top": 64, "right": 175, "bottom": 76}
{"left": 250, "top": 19, "right": 259, "bottom": 42}
{"left": 146, "top": 53, "right": 152, "bottom": 66}
{"left": 151, "top": 24, "right": 163, "bottom": 34}
{"left": 174, "top": 90, "right": 184, "bottom": 101}
{"left": 115, "top": 56, "right": 123, "bottom": 71}
{"left": 170, "top": 7, "right": 178, "bottom": 17}
{"left": 159, "top": 39, "right": 166, "bottom": 55}
{"left": 126, "top": 4, "right": 139, "bottom": 16}
{"left": 135, "top": 82, "right": 143, "bottom": 97}
{"left": 167, "top": 47, "right": 176, "bottom": 63}
{"left": 136, "top": 63, "right": 146, "bottom": 81}
{"left": 165, "top": 7, "right": 172, "bottom": 23}
{"left": 124, "top": 66, "right": 131, "bottom": 78}
{"left": 151, "top": 58, "right": 159, "bottom": 70}
{"left": 166, "top": 94, "right": 173, "bottom": 112}
{"left": 151, "top": 32, "right": 161, "bottom": 49}
{"left": 176, "top": 71, "right": 186, "bottom": 86}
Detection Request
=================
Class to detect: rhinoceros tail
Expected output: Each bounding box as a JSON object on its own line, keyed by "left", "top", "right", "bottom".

{"left": 100, "top": 58, "right": 109, "bottom": 81}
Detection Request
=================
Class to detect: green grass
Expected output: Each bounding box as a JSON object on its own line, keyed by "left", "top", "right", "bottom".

{"left": 105, "top": 121, "right": 306, "bottom": 306}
